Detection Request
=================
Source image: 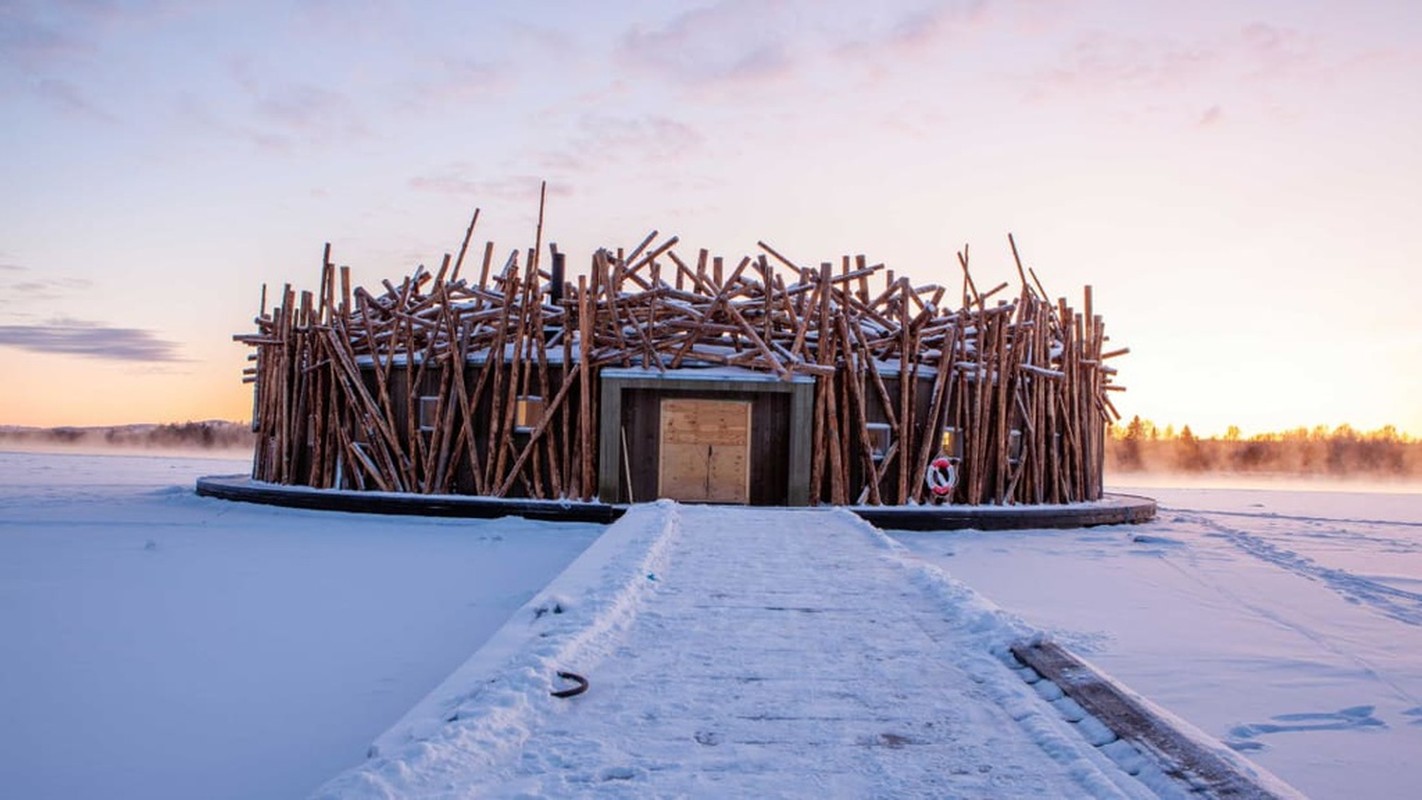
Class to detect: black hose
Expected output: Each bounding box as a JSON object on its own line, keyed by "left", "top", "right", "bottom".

{"left": 550, "top": 671, "right": 588, "bottom": 698}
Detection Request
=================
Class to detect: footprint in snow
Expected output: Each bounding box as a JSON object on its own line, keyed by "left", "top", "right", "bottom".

{"left": 598, "top": 765, "right": 642, "bottom": 782}
{"left": 1403, "top": 706, "right": 1422, "bottom": 726}
{"left": 1227, "top": 705, "right": 1386, "bottom": 749}
{"left": 1131, "top": 534, "right": 1183, "bottom": 546}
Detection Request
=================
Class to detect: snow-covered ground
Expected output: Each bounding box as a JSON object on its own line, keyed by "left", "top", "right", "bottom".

{"left": 3, "top": 450, "right": 1418, "bottom": 798}
{"left": 896, "top": 481, "right": 1422, "bottom": 799}
{"left": 323, "top": 502, "right": 1190, "bottom": 798}
{"left": 0, "top": 451, "right": 601, "bottom": 800}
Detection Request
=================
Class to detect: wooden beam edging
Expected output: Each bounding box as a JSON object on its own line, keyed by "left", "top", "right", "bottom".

{"left": 854, "top": 492, "right": 1155, "bottom": 531}
{"left": 196, "top": 478, "right": 1148, "bottom": 531}
{"left": 194, "top": 475, "right": 623, "bottom": 524}
{"left": 1009, "top": 640, "right": 1303, "bottom": 799}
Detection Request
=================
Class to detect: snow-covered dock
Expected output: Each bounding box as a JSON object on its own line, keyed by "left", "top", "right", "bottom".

{"left": 319, "top": 503, "right": 1288, "bottom": 798}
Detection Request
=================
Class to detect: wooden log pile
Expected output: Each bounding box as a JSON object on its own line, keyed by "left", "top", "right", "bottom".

{"left": 236, "top": 210, "right": 1126, "bottom": 506}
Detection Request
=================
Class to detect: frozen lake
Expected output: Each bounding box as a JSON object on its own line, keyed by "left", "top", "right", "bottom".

{"left": 0, "top": 451, "right": 601, "bottom": 799}
{"left": 896, "top": 481, "right": 1422, "bottom": 799}
{"left": 1, "top": 450, "right": 1418, "bottom": 798}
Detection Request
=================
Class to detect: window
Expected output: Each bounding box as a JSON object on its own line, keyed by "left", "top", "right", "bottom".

{"left": 418, "top": 396, "right": 440, "bottom": 432}
{"left": 1008, "top": 429, "right": 1024, "bottom": 464}
{"left": 516, "top": 396, "right": 545, "bottom": 432}
{"left": 940, "top": 426, "right": 963, "bottom": 459}
{"left": 866, "top": 423, "right": 891, "bottom": 461}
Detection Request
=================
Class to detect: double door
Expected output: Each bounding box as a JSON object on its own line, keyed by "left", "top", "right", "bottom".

{"left": 658, "top": 398, "right": 751, "bottom": 503}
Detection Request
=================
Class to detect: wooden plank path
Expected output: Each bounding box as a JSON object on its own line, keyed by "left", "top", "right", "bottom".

{"left": 331, "top": 505, "right": 1162, "bottom": 797}
{"left": 519, "top": 505, "right": 1134, "bottom": 797}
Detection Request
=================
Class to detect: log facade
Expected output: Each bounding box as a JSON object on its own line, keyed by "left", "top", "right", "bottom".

{"left": 235, "top": 214, "right": 1126, "bottom": 507}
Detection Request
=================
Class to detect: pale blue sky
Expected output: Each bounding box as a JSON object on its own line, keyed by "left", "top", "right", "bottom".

{"left": 2, "top": 0, "right": 1419, "bottom": 435}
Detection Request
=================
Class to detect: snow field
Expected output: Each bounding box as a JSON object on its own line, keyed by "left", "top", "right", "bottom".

{"left": 6, "top": 451, "right": 1412, "bottom": 798}
{"left": 0, "top": 451, "right": 601, "bottom": 800}
{"left": 339, "top": 501, "right": 684, "bottom": 787}
{"left": 896, "top": 483, "right": 1422, "bottom": 799}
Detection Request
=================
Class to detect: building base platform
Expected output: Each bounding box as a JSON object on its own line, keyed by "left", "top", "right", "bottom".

{"left": 195, "top": 475, "right": 1156, "bottom": 531}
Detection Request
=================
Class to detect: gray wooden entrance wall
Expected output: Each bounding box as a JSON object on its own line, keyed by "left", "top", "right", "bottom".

{"left": 597, "top": 368, "right": 814, "bottom": 506}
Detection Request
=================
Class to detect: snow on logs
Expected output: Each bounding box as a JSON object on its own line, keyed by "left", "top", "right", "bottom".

{"left": 234, "top": 214, "right": 1127, "bottom": 506}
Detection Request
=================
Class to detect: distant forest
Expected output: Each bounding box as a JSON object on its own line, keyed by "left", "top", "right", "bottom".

{"left": 1107, "top": 417, "right": 1422, "bottom": 478}
{"left": 4, "top": 418, "right": 1420, "bottom": 479}
{"left": 0, "top": 421, "right": 255, "bottom": 452}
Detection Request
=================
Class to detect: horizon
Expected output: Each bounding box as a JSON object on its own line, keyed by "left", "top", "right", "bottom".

{"left": 3, "top": 1, "right": 1419, "bottom": 436}
{"left": 4, "top": 414, "right": 1421, "bottom": 444}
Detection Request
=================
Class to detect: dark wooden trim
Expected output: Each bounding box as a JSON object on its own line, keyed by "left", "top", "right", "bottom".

{"left": 197, "top": 476, "right": 1152, "bottom": 531}
{"left": 1011, "top": 639, "right": 1294, "bottom": 799}
{"left": 852, "top": 493, "right": 1156, "bottom": 531}
{"left": 196, "top": 475, "right": 623, "bottom": 524}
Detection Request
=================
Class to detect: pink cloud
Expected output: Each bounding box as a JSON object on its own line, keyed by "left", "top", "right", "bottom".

{"left": 533, "top": 113, "right": 704, "bottom": 176}
{"left": 618, "top": 0, "right": 798, "bottom": 87}
{"left": 1036, "top": 31, "right": 1218, "bottom": 95}
{"left": 400, "top": 57, "right": 511, "bottom": 111}
{"left": 208, "top": 59, "right": 368, "bottom": 151}
{"left": 1238, "top": 23, "right": 1318, "bottom": 81}
{"left": 409, "top": 169, "right": 573, "bottom": 204}
{"left": 1025, "top": 19, "right": 1340, "bottom": 107}
{"left": 867, "top": 0, "right": 988, "bottom": 53}
{"left": 0, "top": 317, "right": 186, "bottom": 363}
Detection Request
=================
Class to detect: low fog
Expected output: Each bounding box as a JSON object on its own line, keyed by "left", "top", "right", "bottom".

{"left": 1108, "top": 419, "right": 1422, "bottom": 490}
{"left": 0, "top": 421, "right": 254, "bottom": 456}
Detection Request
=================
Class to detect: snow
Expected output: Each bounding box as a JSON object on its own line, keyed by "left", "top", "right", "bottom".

{"left": 321, "top": 504, "right": 1154, "bottom": 798}
{"left": 894, "top": 482, "right": 1422, "bottom": 800}
{"left": 601, "top": 364, "right": 813, "bottom": 383}
{"left": 0, "top": 451, "right": 600, "bottom": 800}
{"left": 5, "top": 449, "right": 1418, "bottom": 798}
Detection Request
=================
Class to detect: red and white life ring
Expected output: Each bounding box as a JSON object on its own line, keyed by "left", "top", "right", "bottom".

{"left": 925, "top": 456, "right": 958, "bottom": 498}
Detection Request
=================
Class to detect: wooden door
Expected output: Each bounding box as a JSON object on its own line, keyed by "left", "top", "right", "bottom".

{"left": 658, "top": 398, "right": 751, "bottom": 503}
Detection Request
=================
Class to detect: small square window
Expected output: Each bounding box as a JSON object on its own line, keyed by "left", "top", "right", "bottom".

{"left": 516, "top": 396, "right": 545, "bottom": 432}
{"left": 1008, "top": 429, "right": 1023, "bottom": 463}
{"left": 940, "top": 426, "right": 963, "bottom": 459}
{"left": 418, "top": 396, "right": 440, "bottom": 432}
{"left": 866, "top": 423, "right": 891, "bottom": 461}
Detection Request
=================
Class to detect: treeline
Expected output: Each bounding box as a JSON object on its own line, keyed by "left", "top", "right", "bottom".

{"left": 1107, "top": 418, "right": 1422, "bottom": 477}
{"left": 0, "top": 421, "right": 255, "bottom": 453}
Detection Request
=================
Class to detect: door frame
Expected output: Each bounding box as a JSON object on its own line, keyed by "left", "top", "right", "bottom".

{"left": 597, "top": 368, "right": 814, "bottom": 505}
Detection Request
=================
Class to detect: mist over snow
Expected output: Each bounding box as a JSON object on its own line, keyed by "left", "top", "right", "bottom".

{"left": 0, "top": 421, "right": 255, "bottom": 456}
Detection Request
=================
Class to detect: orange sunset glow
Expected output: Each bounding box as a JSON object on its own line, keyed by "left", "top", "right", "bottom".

{"left": 2, "top": 2, "right": 1419, "bottom": 438}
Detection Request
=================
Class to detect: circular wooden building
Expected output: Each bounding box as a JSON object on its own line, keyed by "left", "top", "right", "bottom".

{"left": 235, "top": 217, "right": 1126, "bottom": 508}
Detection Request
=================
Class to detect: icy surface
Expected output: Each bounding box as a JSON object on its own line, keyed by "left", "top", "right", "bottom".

{"left": 895, "top": 483, "right": 1422, "bottom": 800}
{"left": 4, "top": 450, "right": 1411, "bottom": 799}
{"left": 0, "top": 451, "right": 600, "bottom": 800}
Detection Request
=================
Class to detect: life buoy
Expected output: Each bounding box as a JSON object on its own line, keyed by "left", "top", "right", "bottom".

{"left": 925, "top": 456, "right": 957, "bottom": 498}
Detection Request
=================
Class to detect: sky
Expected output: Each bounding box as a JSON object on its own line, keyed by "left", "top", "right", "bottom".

{"left": 1, "top": 0, "right": 1419, "bottom": 437}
